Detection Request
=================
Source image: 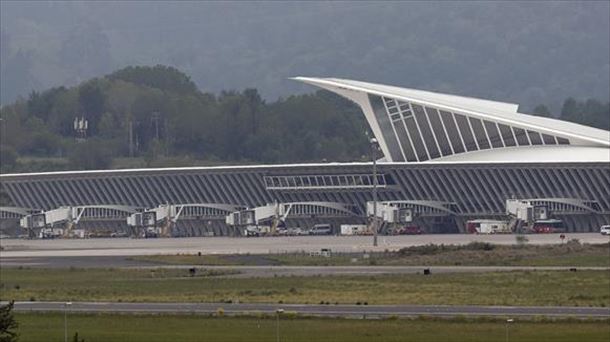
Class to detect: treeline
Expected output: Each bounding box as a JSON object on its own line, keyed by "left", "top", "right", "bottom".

{"left": 0, "top": 65, "right": 369, "bottom": 172}
{"left": 0, "top": 65, "right": 608, "bottom": 173}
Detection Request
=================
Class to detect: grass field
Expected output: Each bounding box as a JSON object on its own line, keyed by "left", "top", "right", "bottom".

{"left": 14, "top": 313, "right": 610, "bottom": 342}
{"left": 2, "top": 268, "right": 609, "bottom": 306}
{"left": 131, "top": 241, "right": 610, "bottom": 267}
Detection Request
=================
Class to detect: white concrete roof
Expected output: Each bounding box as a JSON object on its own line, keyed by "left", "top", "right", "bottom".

{"left": 294, "top": 77, "right": 610, "bottom": 147}
{"left": 432, "top": 146, "right": 610, "bottom": 163}
{"left": 1, "top": 156, "right": 606, "bottom": 180}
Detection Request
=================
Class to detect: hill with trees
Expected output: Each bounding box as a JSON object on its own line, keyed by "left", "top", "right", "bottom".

{"left": 0, "top": 65, "right": 370, "bottom": 173}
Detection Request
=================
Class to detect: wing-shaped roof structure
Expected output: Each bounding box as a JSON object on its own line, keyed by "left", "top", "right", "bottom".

{"left": 294, "top": 77, "right": 610, "bottom": 163}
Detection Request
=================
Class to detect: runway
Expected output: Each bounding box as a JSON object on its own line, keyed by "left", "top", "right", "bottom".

{"left": 1, "top": 254, "right": 608, "bottom": 277}
{"left": 8, "top": 301, "right": 610, "bottom": 318}
{"left": 2, "top": 233, "right": 607, "bottom": 258}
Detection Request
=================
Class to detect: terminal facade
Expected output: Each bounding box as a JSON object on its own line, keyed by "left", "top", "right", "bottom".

{"left": 1, "top": 78, "right": 609, "bottom": 236}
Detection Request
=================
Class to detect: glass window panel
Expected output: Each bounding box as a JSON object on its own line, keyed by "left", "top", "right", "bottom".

{"left": 498, "top": 124, "right": 516, "bottom": 146}
{"left": 399, "top": 102, "right": 412, "bottom": 116}
{"left": 393, "top": 121, "right": 418, "bottom": 161}
{"left": 426, "top": 107, "right": 452, "bottom": 156}
{"left": 469, "top": 117, "right": 490, "bottom": 150}
{"left": 542, "top": 134, "right": 556, "bottom": 145}
{"left": 513, "top": 127, "right": 529, "bottom": 146}
{"left": 405, "top": 116, "right": 428, "bottom": 161}
{"left": 362, "top": 176, "right": 370, "bottom": 185}
{"left": 412, "top": 104, "right": 440, "bottom": 159}
{"left": 557, "top": 137, "right": 570, "bottom": 145}
{"left": 439, "top": 110, "right": 465, "bottom": 153}
{"left": 454, "top": 114, "right": 478, "bottom": 151}
{"left": 369, "top": 95, "right": 404, "bottom": 161}
{"left": 484, "top": 121, "right": 503, "bottom": 148}
{"left": 527, "top": 130, "right": 543, "bottom": 145}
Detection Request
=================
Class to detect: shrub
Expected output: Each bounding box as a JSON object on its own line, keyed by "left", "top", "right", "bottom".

{"left": 465, "top": 241, "right": 495, "bottom": 251}
{"left": 515, "top": 235, "right": 529, "bottom": 246}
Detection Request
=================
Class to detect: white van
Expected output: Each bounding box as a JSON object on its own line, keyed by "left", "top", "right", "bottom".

{"left": 600, "top": 225, "right": 610, "bottom": 236}
{"left": 309, "top": 224, "right": 332, "bottom": 235}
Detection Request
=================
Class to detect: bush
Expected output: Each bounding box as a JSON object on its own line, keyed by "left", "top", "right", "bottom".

{"left": 0, "top": 301, "right": 19, "bottom": 342}
{"left": 0, "top": 145, "right": 18, "bottom": 172}
{"left": 515, "top": 235, "right": 529, "bottom": 246}
{"left": 465, "top": 242, "right": 495, "bottom": 251}
{"left": 67, "top": 139, "right": 113, "bottom": 170}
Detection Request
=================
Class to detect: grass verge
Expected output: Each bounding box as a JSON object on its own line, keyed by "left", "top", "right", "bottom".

{"left": 14, "top": 312, "right": 610, "bottom": 342}
{"left": 130, "top": 241, "right": 610, "bottom": 267}
{"left": 2, "top": 268, "right": 609, "bottom": 306}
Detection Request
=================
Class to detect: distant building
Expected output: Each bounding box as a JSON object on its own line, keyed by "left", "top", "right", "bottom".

{"left": 2, "top": 78, "right": 609, "bottom": 235}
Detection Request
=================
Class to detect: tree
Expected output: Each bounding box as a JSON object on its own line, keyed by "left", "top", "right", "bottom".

{"left": 0, "top": 301, "right": 18, "bottom": 342}
{"left": 108, "top": 65, "right": 198, "bottom": 95}
{"left": 79, "top": 81, "right": 107, "bottom": 134}
{"left": 67, "top": 140, "right": 113, "bottom": 170}
{"left": 532, "top": 104, "right": 552, "bottom": 117}
{"left": 72, "top": 332, "right": 84, "bottom": 342}
{"left": 0, "top": 145, "right": 18, "bottom": 173}
{"left": 560, "top": 97, "right": 579, "bottom": 122}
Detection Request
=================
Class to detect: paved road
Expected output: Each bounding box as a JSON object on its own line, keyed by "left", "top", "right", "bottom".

{"left": 1, "top": 256, "right": 607, "bottom": 276}
{"left": 2, "top": 233, "right": 607, "bottom": 257}
{"left": 8, "top": 301, "right": 610, "bottom": 318}
{"left": 138, "top": 265, "right": 609, "bottom": 278}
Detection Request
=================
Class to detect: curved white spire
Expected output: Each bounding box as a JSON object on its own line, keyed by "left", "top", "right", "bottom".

{"left": 294, "top": 77, "right": 610, "bottom": 162}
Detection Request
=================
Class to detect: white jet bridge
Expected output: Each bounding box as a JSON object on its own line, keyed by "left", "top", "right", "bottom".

{"left": 226, "top": 201, "right": 358, "bottom": 235}
{"left": 127, "top": 203, "right": 242, "bottom": 237}
{"left": 19, "top": 205, "right": 138, "bottom": 238}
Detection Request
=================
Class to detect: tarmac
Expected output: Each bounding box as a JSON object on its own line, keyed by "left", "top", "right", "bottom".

{"left": 8, "top": 301, "right": 610, "bottom": 318}
{"left": 1, "top": 233, "right": 607, "bottom": 258}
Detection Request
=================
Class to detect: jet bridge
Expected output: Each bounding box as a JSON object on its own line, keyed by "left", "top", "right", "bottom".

{"left": 19, "top": 205, "right": 138, "bottom": 238}
{"left": 506, "top": 198, "right": 602, "bottom": 232}
{"left": 127, "top": 203, "right": 242, "bottom": 237}
{"left": 226, "top": 201, "right": 359, "bottom": 235}
{"left": 367, "top": 200, "right": 459, "bottom": 233}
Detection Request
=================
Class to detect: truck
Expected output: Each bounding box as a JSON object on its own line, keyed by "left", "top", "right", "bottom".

{"left": 466, "top": 220, "right": 510, "bottom": 234}
{"left": 529, "top": 219, "right": 564, "bottom": 234}
{"left": 393, "top": 225, "right": 423, "bottom": 235}
{"left": 340, "top": 224, "right": 369, "bottom": 235}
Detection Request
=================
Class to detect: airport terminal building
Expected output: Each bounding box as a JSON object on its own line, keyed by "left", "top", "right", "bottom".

{"left": 1, "top": 78, "right": 609, "bottom": 236}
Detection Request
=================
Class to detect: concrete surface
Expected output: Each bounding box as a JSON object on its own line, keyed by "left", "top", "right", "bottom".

{"left": 1, "top": 233, "right": 607, "bottom": 258}
{"left": 8, "top": 301, "right": 610, "bottom": 318}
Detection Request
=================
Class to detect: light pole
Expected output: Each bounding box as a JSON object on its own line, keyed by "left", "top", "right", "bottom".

{"left": 276, "top": 308, "right": 284, "bottom": 342}
{"left": 370, "top": 138, "right": 378, "bottom": 247}
{"left": 64, "top": 302, "right": 72, "bottom": 342}
{"left": 505, "top": 318, "right": 513, "bottom": 342}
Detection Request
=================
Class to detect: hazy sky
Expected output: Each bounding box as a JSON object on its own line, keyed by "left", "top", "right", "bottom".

{"left": 1, "top": 1, "right": 609, "bottom": 111}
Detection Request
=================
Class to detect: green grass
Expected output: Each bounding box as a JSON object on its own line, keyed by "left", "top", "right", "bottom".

{"left": 2, "top": 268, "right": 609, "bottom": 307}
{"left": 131, "top": 242, "right": 610, "bottom": 267}
{"left": 14, "top": 313, "right": 610, "bottom": 342}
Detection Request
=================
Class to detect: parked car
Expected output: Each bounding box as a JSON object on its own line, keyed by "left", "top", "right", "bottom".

{"left": 600, "top": 225, "right": 610, "bottom": 235}
{"left": 309, "top": 224, "right": 332, "bottom": 235}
